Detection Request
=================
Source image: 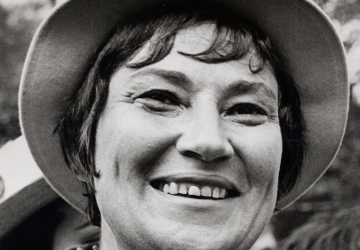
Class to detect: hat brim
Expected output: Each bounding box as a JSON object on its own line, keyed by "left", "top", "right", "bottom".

{"left": 0, "top": 137, "right": 59, "bottom": 238}
{"left": 19, "top": 0, "right": 348, "bottom": 213}
{"left": 0, "top": 178, "right": 59, "bottom": 238}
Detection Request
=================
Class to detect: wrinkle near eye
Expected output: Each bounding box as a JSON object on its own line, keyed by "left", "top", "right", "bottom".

{"left": 107, "top": 96, "right": 135, "bottom": 107}
{"left": 268, "top": 114, "right": 280, "bottom": 123}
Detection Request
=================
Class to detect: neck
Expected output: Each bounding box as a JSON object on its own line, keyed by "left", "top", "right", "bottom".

{"left": 99, "top": 216, "right": 158, "bottom": 250}
{"left": 100, "top": 218, "right": 135, "bottom": 250}
{"left": 100, "top": 221, "right": 120, "bottom": 250}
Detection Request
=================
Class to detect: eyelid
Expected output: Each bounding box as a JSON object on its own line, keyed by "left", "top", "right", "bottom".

{"left": 224, "top": 102, "right": 268, "bottom": 116}
{"left": 137, "top": 89, "right": 176, "bottom": 99}
{"left": 136, "top": 89, "right": 186, "bottom": 109}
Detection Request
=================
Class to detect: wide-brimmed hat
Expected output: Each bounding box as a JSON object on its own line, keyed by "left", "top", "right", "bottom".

{"left": 0, "top": 136, "right": 59, "bottom": 238}
{"left": 19, "top": 0, "right": 349, "bottom": 213}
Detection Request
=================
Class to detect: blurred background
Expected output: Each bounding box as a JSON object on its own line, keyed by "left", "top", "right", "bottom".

{"left": 0, "top": 0, "right": 359, "bottom": 248}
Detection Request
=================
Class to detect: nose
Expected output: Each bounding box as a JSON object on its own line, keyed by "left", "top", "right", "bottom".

{"left": 176, "top": 103, "right": 234, "bottom": 163}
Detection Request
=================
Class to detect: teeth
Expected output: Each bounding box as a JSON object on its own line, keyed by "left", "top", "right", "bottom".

{"left": 212, "top": 187, "right": 220, "bottom": 198}
{"left": 219, "top": 188, "right": 226, "bottom": 198}
{"left": 188, "top": 186, "right": 201, "bottom": 196}
{"left": 169, "top": 182, "right": 178, "bottom": 195}
{"left": 163, "top": 183, "right": 170, "bottom": 194}
{"left": 201, "top": 186, "right": 212, "bottom": 197}
{"left": 179, "top": 184, "right": 187, "bottom": 194}
{"left": 160, "top": 182, "right": 229, "bottom": 199}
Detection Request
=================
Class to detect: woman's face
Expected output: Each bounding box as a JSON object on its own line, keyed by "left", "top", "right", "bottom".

{"left": 95, "top": 24, "right": 282, "bottom": 250}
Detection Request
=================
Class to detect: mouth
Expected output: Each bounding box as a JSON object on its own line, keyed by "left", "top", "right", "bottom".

{"left": 150, "top": 177, "right": 240, "bottom": 200}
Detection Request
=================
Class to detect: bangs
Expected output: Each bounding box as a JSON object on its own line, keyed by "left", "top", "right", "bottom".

{"left": 127, "top": 22, "right": 260, "bottom": 66}
{"left": 97, "top": 3, "right": 272, "bottom": 74}
{"left": 177, "top": 24, "right": 255, "bottom": 64}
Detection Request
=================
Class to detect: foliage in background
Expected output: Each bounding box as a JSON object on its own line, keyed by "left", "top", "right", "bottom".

{"left": 0, "top": 0, "right": 52, "bottom": 146}
{"left": 289, "top": 0, "right": 360, "bottom": 209}
{"left": 273, "top": 0, "right": 360, "bottom": 241}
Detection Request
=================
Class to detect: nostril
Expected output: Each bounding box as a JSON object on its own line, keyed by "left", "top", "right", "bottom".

{"left": 176, "top": 127, "right": 234, "bottom": 162}
{"left": 181, "top": 150, "right": 230, "bottom": 163}
{"left": 182, "top": 150, "right": 203, "bottom": 160}
{"left": 216, "top": 155, "right": 230, "bottom": 163}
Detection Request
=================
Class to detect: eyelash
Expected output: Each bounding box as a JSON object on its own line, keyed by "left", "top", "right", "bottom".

{"left": 226, "top": 103, "right": 267, "bottom": 116}
{"left": 138, "top": 90, "right": 180, "bottom": 106}
{"left": 138, "top": 90, "right": 268, "bottom": 123}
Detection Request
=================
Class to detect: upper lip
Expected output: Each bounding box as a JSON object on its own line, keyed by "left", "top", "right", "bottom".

{"left": 150, "top": 173, "right": 242, "bottom": 194}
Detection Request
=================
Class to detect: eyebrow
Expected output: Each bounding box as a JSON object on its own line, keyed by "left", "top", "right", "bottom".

{"left": 130, "top": 68, "right": 277, "bottom": 101}
{"left": 225, "top": 80, "right": 277, "bottom": 102}
{"left": 130, "top": 68, "right": 192, "bottom": 88}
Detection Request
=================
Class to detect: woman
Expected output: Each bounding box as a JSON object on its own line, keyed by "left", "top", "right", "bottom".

{"left": 19, "top": 0, "right": 348, "bottom": 249}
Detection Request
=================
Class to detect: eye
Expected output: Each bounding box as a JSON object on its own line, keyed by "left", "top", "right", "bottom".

{"left": 229, "top": 103, "right": 266, "bottom": 116}
{"left": 140, "top": 90, "right": 179, "bottom": 105}
{"left": 224, "top": 103, "right": 268, "bottom": 125}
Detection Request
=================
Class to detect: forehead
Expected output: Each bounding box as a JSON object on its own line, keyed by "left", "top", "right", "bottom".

{"left": 173, "top": 23, "right": 226, "bottom": 54}
{"left": 175, "top": 23, "right": 256, "bottom": 56}
{"left": 127, "top": 23, "right": 278, "bottom": 97}
{"left": 134, "top": 23, "right": 259, "bottom": 62}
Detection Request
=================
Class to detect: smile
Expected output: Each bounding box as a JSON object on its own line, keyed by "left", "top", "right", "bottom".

{"left": 150, "top": 178, "right": 240, "bottom": 200}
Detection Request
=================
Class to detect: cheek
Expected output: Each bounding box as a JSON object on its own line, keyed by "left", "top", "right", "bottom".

{"left": 233, "top": 125, "right": 282, "bottom": 188}
{"left": 95, "top": 107, "right": 177, "bottom": 184}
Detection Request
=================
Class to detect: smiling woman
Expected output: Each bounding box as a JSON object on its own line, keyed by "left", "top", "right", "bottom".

{"left": 18, "top": 0, "right": 348, "bottom": 250}
{"left": 58, "top": 8, "right": 303, "bottom": 231}
{"left": 89, "top": 22, "right": 283, "bottom": 249}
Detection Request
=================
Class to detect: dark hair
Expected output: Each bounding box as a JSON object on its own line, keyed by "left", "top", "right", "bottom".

{"left": 57, "top": 3, "right": 305, "bottom": 226}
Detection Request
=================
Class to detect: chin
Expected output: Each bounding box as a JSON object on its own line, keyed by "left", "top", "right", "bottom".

{"left": 133, "top": 210, "right": 263, "bottom": 250}
{"left": 144, "top": 228, "right": 248, "bottom": 250}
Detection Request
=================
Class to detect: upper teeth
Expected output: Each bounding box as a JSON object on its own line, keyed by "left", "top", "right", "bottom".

{"left": 161, "top": 182, "right": 227, "bottom": 199}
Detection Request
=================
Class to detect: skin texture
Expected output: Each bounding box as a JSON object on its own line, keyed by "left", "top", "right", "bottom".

{"left": 95, "top": 24, "right": 282, "bottom": 250}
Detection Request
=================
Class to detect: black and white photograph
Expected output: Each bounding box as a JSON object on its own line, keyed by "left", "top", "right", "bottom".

{"left": 0, "top": 0, "right": 359, "bottom": 249}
